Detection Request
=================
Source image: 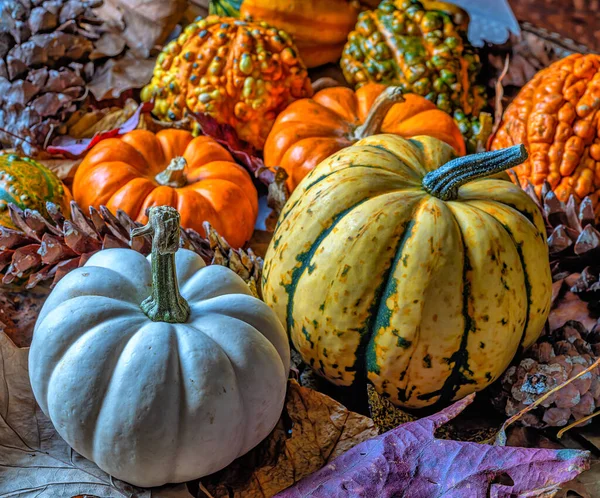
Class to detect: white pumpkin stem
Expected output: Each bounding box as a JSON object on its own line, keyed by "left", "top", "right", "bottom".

{"left": 131, "top": 206, "right": 190, "bottom": 323}
{"left": 155, "top": 156, "right": 187, "bottom": 188}
{"left": 422, "top": 145, "right": 529, "bottom": 201}
{"left": 353, "top": 86, "right": 404, "bottom": 139}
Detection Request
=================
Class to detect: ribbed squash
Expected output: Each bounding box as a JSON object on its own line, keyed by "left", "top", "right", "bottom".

{"left": 240, "top": 0, "right": 361, "bottom": 68}
{"left": 264, "top": 84, "right": 466, "bottom": 191}
{"left": 491, "top": 54, "right": 600, "bottom": 217}
{"left": 141, "top": 16, "right": 313, "bottom": 150}
{"left": 262, "top": 135, "right": 552, "bottom": 408}
{"left": 341, "top": 0, "right": 489, "bottom": 151}
{"left": 0, "top": 154, "right": 71, "bottom": 229}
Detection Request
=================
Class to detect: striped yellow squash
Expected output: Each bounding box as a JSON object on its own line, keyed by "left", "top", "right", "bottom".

{"left": 262, "top": 135, "right": 552, "bottom": 408}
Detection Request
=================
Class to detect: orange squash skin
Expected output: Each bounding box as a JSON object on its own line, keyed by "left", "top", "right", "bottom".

{"left": 73, "top": 129, "right": 258, "bottom": 248}
{"left": 263, "top": 83, "right": 466, "bottom": 191}
{"left": 240, "top": 0, "right": 361, "bottom": 68}
{"left": 491, "top": 54, "right": 600, "bottom": 215}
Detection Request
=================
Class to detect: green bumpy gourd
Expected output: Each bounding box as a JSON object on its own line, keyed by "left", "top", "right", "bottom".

{"left": 0, "top": 154, "right": 70, "bottom": 229}
{"left": 341, "top": 0, "right": 489, "bottom": 152}
{"left": 209, "top": 0, "right": 242, "bottom": 17}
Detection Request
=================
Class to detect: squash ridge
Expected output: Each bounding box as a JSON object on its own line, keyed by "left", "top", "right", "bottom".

{"left": 464, "top": 203, "right": 533, "bottom": 351}
{"left": 416, "top": 215, "right": 475, "bottom": 406}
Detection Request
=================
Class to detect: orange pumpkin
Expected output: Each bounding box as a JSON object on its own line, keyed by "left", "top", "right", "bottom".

{"left": 263, "top": 83, "right": 466, "bottom": 191}
{"left": 73, "top": 129, "right": 258, "bottom": 248}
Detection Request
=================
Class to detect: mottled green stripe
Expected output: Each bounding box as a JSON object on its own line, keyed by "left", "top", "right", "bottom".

{"left": 365, "top": 218, "right": 417, "bottom": 377}
{"left": 417, "top": 219, "right": 476, "bottom": 405}
{"left": 282, "top": 198, "right": 371, "bottom": 331}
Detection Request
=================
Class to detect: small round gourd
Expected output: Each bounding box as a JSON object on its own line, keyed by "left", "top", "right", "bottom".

{"left": 29, "top": 206, "right": 290, "bottom": 487}
{"left": 262, "top": 136, "right": 552, "bottom": 408}
{"left": 0, "top": 154, "right": 71, "bottom": 229}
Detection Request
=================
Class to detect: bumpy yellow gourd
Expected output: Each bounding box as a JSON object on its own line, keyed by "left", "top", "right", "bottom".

{"left": 141, "top": 16, "right": 313, "bottom": 150}
{"left": 262, "top": 135, "right": 552, "bottom": 408}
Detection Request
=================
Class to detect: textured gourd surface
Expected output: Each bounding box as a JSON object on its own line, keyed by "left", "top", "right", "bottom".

{"left": 141, "top": 16, "right": 313, "bottom": 150}
{"left": 0, "top": 154, "right": 70, "bottom": 229}
{"left": 492, "top": 54, "right": 600, "bottom": 215}
{"left": 264, "top": 83, "right": 466, "bottom": 191}
{"left": 262, "top": 135, "right": 552, "bottom": 408}
{"left": 341, "top": 0, "right": 486, "bottom": 129}
{"left": 73, "top": 129, "right": 258, "bottom": 248}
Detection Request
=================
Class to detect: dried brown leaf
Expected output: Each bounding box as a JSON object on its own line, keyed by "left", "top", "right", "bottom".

{"left": 200, "top": 379, "right": 378, "bottom": 498}
{"left": 0, "top": 286, "right": 49, "bottom": 347}
{"left": 87, "top": 52, "right": 155, "bottom": 100}
{"left": 265, "top": 167, "right": 289, "bottom": 233}
{"left": 93, "top": 0, "right": 187, "bottom": 58}
{"left": 67, "top": 99, "right": 139, "bottom": 138}
{"left": 549, "top": 276, "right": 598, "bottom": 332}
{"left": 367, "top": 383, "right": 417, "bottom": 433}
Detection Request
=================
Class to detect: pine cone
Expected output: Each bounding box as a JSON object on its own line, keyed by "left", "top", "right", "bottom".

{"left": 494, "top": 320, "right": 600, "bottom": 428}
{"left": 522, "top": 179, "right": 600, "bottom": 278}
{"left": 0, "top": 0, "right": 103, "bottom": 154}
{"left": 0, "top": 200, "right": 263, "bottom": 292}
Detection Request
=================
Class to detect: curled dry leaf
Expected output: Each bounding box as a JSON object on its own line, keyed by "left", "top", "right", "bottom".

{"left": 265, "top": 167, "right": 289, "bottom": 233}
{"left": 199, "top": 379, "right": 378, "bottom": 498}
{"left": 66, "top": 98, "right": 140, "bottom": 139}
{"left": 47, "top": 101, "right": 152, "bottom": 156}
{"left": 0, "top": 331, "right": 193, "bottom": 498}
{"left": 93, "top": 0, "right": 187, "bottom": 58}
{"left": 87, "top": 53, "right": 156, "bottom": 101}
{"left": 276, "top": 394, "right": 590, "bottom": 498}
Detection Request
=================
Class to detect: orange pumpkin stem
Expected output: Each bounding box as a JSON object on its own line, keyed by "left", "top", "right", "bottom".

{"left": 155, "top": 157, "right": 188, "bottom": 188}
{"left": 354, "top": 86, "right": 404, "bottom": 140}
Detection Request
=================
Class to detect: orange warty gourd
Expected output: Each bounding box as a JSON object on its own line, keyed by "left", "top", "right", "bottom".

{"left": 73, "top": 129, "right": 258, "bottom": 248}
{"left": 491, "top": 54, "right": 600, "bottom": 217}
{"left": 141, "top": 16, "right": 313, "bottom": 150}
{"left": 263, "top": 83, "right": 466, "bottom": 191}
{"left": 240, "top": 0, "right": 362, "bottom": 68}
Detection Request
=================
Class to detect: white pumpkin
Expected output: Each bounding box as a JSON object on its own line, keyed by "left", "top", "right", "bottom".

{"left": 29, "top": 206, "right": 290, "bottom": 487}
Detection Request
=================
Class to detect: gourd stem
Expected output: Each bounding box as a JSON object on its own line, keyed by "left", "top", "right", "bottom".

{"left": 422, "top": 145, "right": 528, "bottom": 201}
{"left": 131, "top": 206, "right": 190, "bottom": 323}
{"left": 155, "top": 157, "right": 187, "bottom": 188}
{"left": 353, "top": 86, "right": 404, "bottom": 139}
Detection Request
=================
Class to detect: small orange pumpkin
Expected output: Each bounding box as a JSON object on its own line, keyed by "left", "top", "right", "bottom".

{"left": 73, "top": 129, "right": 258, "bottom": 248}
{"left": 263, "top": 83, "right": 466, "bottom": 191}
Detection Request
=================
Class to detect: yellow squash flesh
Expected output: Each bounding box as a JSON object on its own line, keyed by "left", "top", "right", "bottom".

{"left": 262, "top": 135, "right": 552, "bottom": 408}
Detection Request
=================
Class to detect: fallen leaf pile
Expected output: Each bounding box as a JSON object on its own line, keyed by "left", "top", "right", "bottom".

{"left": 200, "top": 379, "right": 378, "bottom": 498}
{"left": 276, "top": 394, "right": 590, "bottom": 498}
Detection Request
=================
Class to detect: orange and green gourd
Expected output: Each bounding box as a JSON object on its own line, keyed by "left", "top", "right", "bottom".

{"left": 491, "top": 54, "right": 600, "bottom": 218}
{"left": 341, "top": 0, "right": 489, "bottom": 152}
{"left": 262, "top": 136, "right": 552, "bottom": 408}
{"left": 209, "top": 0, "right": 243, "bottom": 17}
{"left": 140, "top": 16, "right": 313, "bottom": 150}
{"left": 0, "top": 154, "right": 71, "bottom": 229}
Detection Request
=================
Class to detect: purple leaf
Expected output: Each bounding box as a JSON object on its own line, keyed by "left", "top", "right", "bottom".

{"left": 276, "top": 394, "right": 590, "bottom": 498}
{"left": 46, "top": 101, "right": 153, "bottom": 157}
